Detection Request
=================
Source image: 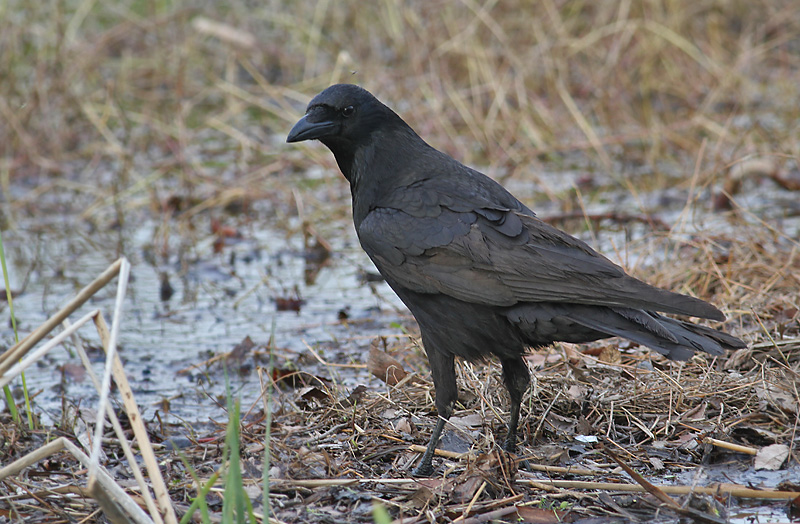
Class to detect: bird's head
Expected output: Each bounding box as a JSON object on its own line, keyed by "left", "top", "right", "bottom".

{"left": 286, "top": 84, "right": 390, "bottom": 147}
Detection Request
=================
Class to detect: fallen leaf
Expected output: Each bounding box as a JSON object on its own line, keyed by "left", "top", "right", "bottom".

{"left": 275, "top": 295, "right": 304, "bottom": 312}
{"left": 226, "top": 335, "right": 255, "bottom": 364}
{"left": 515, "top": 506, "right": 564, "bottom": 523}
{"left": 409, "top": 486, "right": 435, "bottom": 508}
{"left": 526, "top": 352, "right": 562, "bottom": 368}
{"left": 210, "top": 217, "right": 242, "bottom": 239}
{"left": 754, "top": 444, "right": 790, "bottom": 471}
{"left": 598, "top": 345, "right": 622, "bottom": 364}
{"left": 395, "top": 417, "right": 413, "bottom": 434}
{"left": 452, "top": 475, "right": 483, "bottom": 503}
{"left": 756, "top": 384, "right": 798, "bottom": 413}
{"left": 342, "top": 385, "right": 368, "bottom": 406}
{"left": 567, "top": 384, "right": 588, "bottom": 401}
{"left": 680, "top": 402, "right": 707, "bottom": 421}
{"left": 776, "top": 480, "right": 800, "bottom": 492}
{"left": 450, "top": 414, "right": 483, "bottom": 429}
{"left": 297, "top": 386, "right": 331, "bottom": 407}
{"left": 368, "top": 338, "right": 408, "bottom": 385}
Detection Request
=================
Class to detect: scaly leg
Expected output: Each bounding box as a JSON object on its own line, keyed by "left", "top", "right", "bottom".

{"left": 412, "top": 348, "right": 456, "bottom": 476}
{"left": 501, "top": 357, "right": 530, "bottom": 453}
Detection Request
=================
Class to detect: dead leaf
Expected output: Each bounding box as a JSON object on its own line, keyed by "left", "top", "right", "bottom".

{"left": 526, "top": 352, "right": 562, "bottom": 368}
{"left": 754, "top": 444, "right": 790, "bottom": 471}
{"left": 341, "top": 385, "right": 367, "bottom": 407}
{"left": 395, "top": 417, "right": 414, "bottom": 434}
{"left": 776, "top": 480, "right": 800, "bottom": 492}
{"left": 543, "top": 412, "right": 578, "bottom": 435}
{"left": 275, "top": 295, "right": 304, "bottom": 312}
{"left": 414, "top": 478, "right": 448, "bottom": 491}
{"left": 368, "top": 338, "right": 408, "bottom": 385}
{"left": 271, "top": 369, "right": 331, "bottom": 389}
{"left": 515, "top": 506, "right": 564, "bottom": 523}
{"left": 680, "top": 402, "right": 707, "bottom": 421}
{"left": 730, "top": 425, "right": 778, "bottom": 445}
{"left": 451, "top": 451, "right": 517, "bottom": 503}
{"left": 599, "top": 345, "right": 622, "bottom": 364}
{"left": 649, "top": 457, "right": 665, "bottom": 471}
{"left": 409, "top": 486, "right": 435, "bottom": 508}
{"left": 724, "top": 347, "right": 752, "bottom": 369}
{"left": 450, "top": 413, "right": 483, "bottom": 429}
{"left": 226, "top": 335, "right": 255, "bottom": 364}
{"left": 297, "top": 386, "right": 331, "bottom": 407}
{"left": 575, "top": 416, "right": 593, "bottom": 435}
{"left": 566, "top": 384, "right": 588, "bottom": 401}
{"left": 452, "top": 475, "right": 484, "bottom": 503}
{"left": 756, "top": 384, "right": 798, "bottom": 413}
{"left": 210, "top": 218, "right": 242, "bottom": 239}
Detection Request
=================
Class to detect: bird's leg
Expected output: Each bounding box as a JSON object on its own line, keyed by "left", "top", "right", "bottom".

{"left": 504, "top": 398, "right": 521, "bottom": 453}
{"left": 413, "top": 348, "right": 456, "bottom": 477}
{"left": 414, "top": 416, "right": 447, "bottom": 477}
{"left": 500, "top": 357, "right": 530, "bottom": 453}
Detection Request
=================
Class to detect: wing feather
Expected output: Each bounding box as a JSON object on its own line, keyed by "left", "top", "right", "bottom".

{"left": 357, "top": 187, "right": 723, "bottom": 320}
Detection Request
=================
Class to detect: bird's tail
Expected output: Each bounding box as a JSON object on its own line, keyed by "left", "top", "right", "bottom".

{"left": 564, "top": 307, "right": 746, "bottom": 361}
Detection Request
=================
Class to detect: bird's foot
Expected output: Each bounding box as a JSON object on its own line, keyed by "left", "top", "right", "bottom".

{"left": 503, "top": 436, "right": 517, "bottom": 454}
{"left": 501, "top": 438, "right": 532, "bottom": 472}
{"left": 411, "top": 461, "right": 435, "bottom": 477}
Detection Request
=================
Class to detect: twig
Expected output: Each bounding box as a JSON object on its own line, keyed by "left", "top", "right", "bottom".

{"left": 87, "top": 259, "right": 131, "bottom": 504}
{"left": 702, "top": 437, "right": 758, "bottom": 455}
{"left": 0, "top": 437, "right": 153, "bottom": 524}
{"left": 0, "top": 258, "right": 123, "bottom": 376}
{"left": 516, "top": 479, "right": 799, "bottom": 500}
{"left": 94, "top": 312, "right": 178, "bottom": 524}
{"left": 453, "top": 480, "right": 487, "bottom": 522}
{"left": 0, "top": 310, "right": 99, "bottom": 389}
{"left": 408, "top": 444, "right": 469, "bottom": 460}
{"left": 460, "top": 505, "right": 519, "bottom": 524}
{"left": 603, "top": 443, "right": 728, "bottom": 523}
{"left": 519, "top": 463, "right": 610, "bottom": 477}
{"left": 67, "top": 317, "right": 163, "bottom": 522}
{"left": 603, "top": 444, "right": 682, "bottom": 510}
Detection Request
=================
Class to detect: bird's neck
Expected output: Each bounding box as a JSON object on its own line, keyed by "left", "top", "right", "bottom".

{"left": 335, "top": 126, "right": 430, "bottom": 226}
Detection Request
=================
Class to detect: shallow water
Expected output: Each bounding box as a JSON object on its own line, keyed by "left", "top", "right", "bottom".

{"left": 2, "top": 166, "right": 798, "bottom": 520}
{"left": 2, "top": 184, "right": 407, "bottom": 425}
{"left": 4, "top": 165, "right": 799, "bottom": 422}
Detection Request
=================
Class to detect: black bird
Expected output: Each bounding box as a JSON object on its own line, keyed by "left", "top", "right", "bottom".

{"left": 287, "top": 84, "right": 746, "bottom": 476}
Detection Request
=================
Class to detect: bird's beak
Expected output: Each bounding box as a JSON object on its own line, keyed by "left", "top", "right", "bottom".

{"left": 286, "top": 114, "right": 338, "bottom": 143}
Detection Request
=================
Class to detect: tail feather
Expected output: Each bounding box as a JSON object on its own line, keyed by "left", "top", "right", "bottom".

{"left": 564, "top": 307, "right": 745, "bottom": 361}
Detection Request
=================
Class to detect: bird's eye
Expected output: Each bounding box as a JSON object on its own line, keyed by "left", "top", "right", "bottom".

{"left": 341, "top": 105, "right": 355, "bottom": 118}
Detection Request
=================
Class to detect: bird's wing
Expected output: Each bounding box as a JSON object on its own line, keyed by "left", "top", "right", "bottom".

{"left": 358, "top": 195, "right": 723, "bottom": 320}
{"left": 359, "top": 205, "right": 518, "bottom": 305}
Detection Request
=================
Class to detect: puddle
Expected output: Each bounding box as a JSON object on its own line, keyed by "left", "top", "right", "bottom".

{"left": 2, "top": 166, "right": 798, "bottom": 520}
{"left": 4, "top": 167, "right": 800, "bottom": 424}
{"left": 2, "top": 187, "right": 408, "bottom": 425}
{"left": 676, "top": 464, "right": 800, "bottom": 523}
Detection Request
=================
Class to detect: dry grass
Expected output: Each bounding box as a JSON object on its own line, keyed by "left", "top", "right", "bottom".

{"left": 29, "top": 330, "right": 789, "bottom": 522}
{"left": 3, "top": 0, "right": 799, "bottom": 295}
{"left": 3, "top": 1, "right": 799, "bottom": 185}
{"left": 2, "top": 0, "right": 800, "bottom": 522}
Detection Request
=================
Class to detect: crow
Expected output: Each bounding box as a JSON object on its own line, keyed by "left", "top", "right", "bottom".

{"left": 287, "top": 84, "right": 746, "bottom": 476}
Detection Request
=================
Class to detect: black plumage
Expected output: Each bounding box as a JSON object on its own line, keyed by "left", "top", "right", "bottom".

{"left": 287, "top": 84, "right": 745, "bottom": 476}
